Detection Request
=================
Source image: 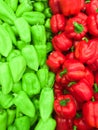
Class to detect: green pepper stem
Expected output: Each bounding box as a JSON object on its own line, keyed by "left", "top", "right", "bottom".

{"left": 74, "top": 22, "right": 84, "bottom": 34}
{"left": 85, "top": 0, "right": 90, "bottom": 3}
{"left": 94, "top": 83, "right": 98, "bottom": 92}
{"left": 73, "top": 125, "right": 77, "bottom": 130}
{"left": 82, "top": 37, "right": 88, "bottom": 42}
{"left": 96, "top": 9, "right": 98, "bottom": 12}
{"left": 60, "top": 69, "right": 67, "bottom": 77}
{"left": 60, "top": 98, "right": 70, "bottom": 106}
{"left": 68, "top": 81, "right": 76, "bottom": 87}
{"left": 92, "top": 96, "right": 95, "bottom": 102}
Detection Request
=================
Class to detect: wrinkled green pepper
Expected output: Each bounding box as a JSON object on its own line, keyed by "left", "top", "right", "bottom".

{"left": 34, "top": 117, "right": 56, "bottom": 130}
{"left": 31, "top": 25, "right": 46, "bottom": 45}
{"left": 39, "top": 87, "right": 54, "bottom": 121}
{"left": 14, "top": 17, "right": 31, "bottom": 43}
{"left": 22, "top": 72, "right": 41, "bottom": 97}
{"left": 33, "top": 1, "right": 44, "bottom": 12}
{"left": 21, "top": 45, "right": 39, "bottom": 71}
{"left": 13, "top": 91, "right": 35, "bottom": 117}
{"left": 0, "top": 109, "right": 7, "bottom": 130}
{"left": 22, "top": 11, "right": 45, "bottom": 25}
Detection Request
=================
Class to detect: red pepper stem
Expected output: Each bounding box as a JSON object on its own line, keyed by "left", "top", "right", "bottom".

{"left": 60, "top": 69, "right": 67, "bottom": 77}
{"left": 92, "top": 96, "right": 95, "bottom": 102}
{"left": 60, "top": 98, "right": 70, "bottom": 106}
{"left": 96, "top": 9, "right": 98, "bottom": 12}
{"left": 74, "top": 22, "right": 84, "bottom": 34}
{"left": 73, "top": 125, "right": 77, "bottom": 130}
{"left": 94, "top": 83, "right": 98, "bottom": 92}
{"left": 68, "top": 81, "right": 76, "bottom": 87}
{"left": 82, "top": 37, "right": 88, "bottom": 42}
{"left": 85, "top": 0, "right": 90, "bottom": 3}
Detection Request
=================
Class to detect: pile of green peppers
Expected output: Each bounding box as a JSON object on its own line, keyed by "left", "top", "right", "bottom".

{"left": 0, "top": 0, "right": 56, "bottom": 130}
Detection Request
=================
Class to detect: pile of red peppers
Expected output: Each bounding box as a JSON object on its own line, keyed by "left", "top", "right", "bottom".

{"left": 46, "top": 0, "right": 98, "bottom": 130}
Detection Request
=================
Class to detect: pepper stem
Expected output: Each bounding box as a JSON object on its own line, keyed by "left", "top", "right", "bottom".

{"left": 85, "top": 0, "right": 90, "bottom": 3}
{"left": 82, "top": 37, "right": 88, "bottom": 42}
{"left": 92, "top": 96, "right": 95, "bottom": 102}
{"left": 94, "top": 83, "right": 98, "bottom": 92}
{"left": 60, "top": 69, "right": 67, "bottom": 77}
{"left": 96, "top": 9, "right": 98, "bottom": 12}
{"left": 68, "top": 81, "right": 76, "bottom": 87}
{"left": 74, "top": 22, "right": 84, "bottom": 34}
{"left": 73, "top": 125, "right": 77, "bottom": 130}
{"left": 60, "top": 98, "right": 70, "bottom": 106}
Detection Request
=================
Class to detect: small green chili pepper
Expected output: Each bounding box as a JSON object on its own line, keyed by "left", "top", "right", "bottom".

{"left": 13, "top": 91, "right": 35, "bottom": 117}
{"left": 0, "top": 25, "right": 12, "bottom": 57}
{"left": 0, "top": 109, "right": 7, "bottom": 130}
{"left": 45, "top": 18, "right": 51, "bottom": 30}
{"left": 16, "top": 1, "right": 33, "bottom": 17}
{"left": 0, "top": 62, "right": 13, "bottom": 94}
{"left": 34, "top": 117, "right": 56, "bottom": 130}
{"left": 22, "top": 11, "right": 45, "bottom": 25}
{"left": 22, "top": 72, "right": 41, "bottom": 97}
{"left": 21, "top": 45, "right": 39, "bottom": 71}
{"left": 31, "top": 25, "right": 46, "bottom": 45}
{"left": 39, "top": 87, "right": 54, "bottom": 121}
{"left": 14, "top": 116, "right": 31, "bottom": 130}
{"left": 44, "top": 7, "right": 52, "bottom": 18}
{"left": 14, "top": 17, "right": 31, "bottom": 43}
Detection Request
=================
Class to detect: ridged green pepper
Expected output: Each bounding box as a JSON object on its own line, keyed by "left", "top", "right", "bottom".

{"left": 0, "top": 109, "right": 7, "bottom": 130}
{"left": 22, "top": 72, "right": 41, "bottom": 97}
{"left": 8, "top": 55, "right": 26, "bottom": 83}
{"left": 0, "top": 25, "right": 12, "bottom": 57}
{"left": 14, "top": 17, "right": 31, "bottom": 43}
{"left": 14, "top": 116, "right": 30, "bottom": 130}
{"left": 31, "top": 25, "right": 46, "bottom": 45}
{"left": 37, "top": 68, "right": 49, "bottom": 89}
{"left": 39, "top": 87, "right": 54, "bottom": 121}
{"left": 34, "top": 45, "right": 47, "bottom": 67}
{"left": 21, "top": 45, "right": 39, "bottom": 71}
{"left": 13, "top": 91, "right": 35, "bottom": 117}
{"left": 0, "top": 1, "right": 16, "bottom": 25}
{"left": 22, "top": 11, "right": 45, "bottom": 25}
{"left": 34, "top": 117, "right": 56, "bottom": 130}
{"left": 0, "top": 62, "right": 13, "bottom": 94}
{"left": 16, "top": 1, "right": 33, "bottom": 17}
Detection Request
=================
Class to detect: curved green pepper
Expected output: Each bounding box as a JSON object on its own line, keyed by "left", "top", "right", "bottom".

{"left": 0, "top": 25, "right": 12, "bottom": 57}
{"left": 0, "top": 62, "right": 13, "bottom": 94}
{"left": 22, "top": 11, "right": 45, "bottom": 25}
{"left": 14, "top": 17, "right": 31, "bottom": 43}
{"left": 34, "top": 117, "right": 56, "bottom": 130}
{"left": 21, "top": 45, "right": 39, "bottom": 71}
{"left": 22, "top": 72, "right": 41, "bottom": 97}
{"left": 0, "top": 109, "right": 7, "bottom": 130}
{"left": 39, "top": 87, "right": 54, "bottom": 121}
{"left": 16, "top": 1, "right": 33, "bottom": 17}
{"left": 13, "top": 91, "right": 35, "bottom": 117}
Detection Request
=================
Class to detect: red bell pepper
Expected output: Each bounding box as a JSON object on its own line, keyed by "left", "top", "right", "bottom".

{"left": 68, "top": 79, "right": 93, "bottom": 103}
{"left": 75, "top": 38, "right": 98, "bottom": 64}
{"left": 49, "top": 0, "right": 61, "bottom": 14}
{"left": 87, "top": 58, "right": 98, "bottom": 72}
{"left": 87, "top": 14, "right": 98, "bottom": 36}
{"left": 59, "top": 0, "right": 82, "bottom": 16}
{"left": 54, "top": 94, "right": 77, "bottom": 119}
{"left": 74, "top": 117, "right": 93, "bottom": 130}
{"left": 85, "top": 0, "right": 98, "bottom": 15}
{"left": 65, "top": 16, "right": 87, "bottom": 40}
{"left": 52, "top": 32, "right": 73, "bottom": 52}
{"left": 46, "top": 51, "right": 65, "bottom": 73}
{"left": 54, "top": 114, "right": 73, "bottom": 130}
{"left": 83, "top": 100, "right": 98, "bottom": 128}
{"left": 50, "top": 14, "right": 66, "bottom": 34}
{"left": 54, "top": 82, "right": 63, "bottom": 99}
{"left": 75, "top": 12, "right": 88, "bottom": 22}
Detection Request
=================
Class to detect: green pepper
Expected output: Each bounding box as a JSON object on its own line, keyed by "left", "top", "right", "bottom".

{"left": 37, "top": 68, "right": 49, "bottom": 89}
{"left": 21, "top": 45, "right": 39, "bottom": 71}
{"left": 16, "top": 1, "right": 33, "bottom": 17}
{"left": 5, "top": 0, "right": 18, "bottom": 12}
{"left": 0, "top": 1, "right": 16, "bottom": 25}
{"left": 12, "top": 81, "right": 22, "bottom": 93}
{"left": 0, "top": 91, "right": 14, "bottom": 109}
{"left": 16, "top": 40, "right": 28, "bottom": 50}
{"left": 31, "top": 25, "right": 46, "bottom": 45}
{"left": 8, "top": 55, "right": 26, "bottom": 83}
{"left": 46, "top": 72, "right": 55, "bottom": 88}
{"left": 22, "top": 11, "right": 45, "bottom": 25}
{"left": 2, "top": 23, "right": 17, "bottom": 46}
{"left": 14, "top": 116, "right": 30, "bottom": 130}
{"left": 34, "top": 45, "right": 47, "bottom": 67}
{"left": 34, "top": 117, "right": 56, "bottom": 130}
{"left": 8, "top": 125, "right": 17, "bottom": 130}
{"left": 39, "top": 87, "right": 54, "bottom": 121}
{"left": 0, "top": 25, "right": 12, "bottom": 57}
{"left": 13, "top": 91, "right": 35, "bottom": 117}
{"left": 33, "top": 2, "right": 44, "bottom": 12}
{"left": 46, "top": 42, "right": 53, "bottom": 53}
{"left": 0, "top": 62, "right": 13, "bottom": 94}
{"left": 22, "top": 71, "right": 41, "bottom": 97}
{"left": 7, "top": 108, "right": 16, "bottom": 126}
{"left": 0, "top": 109, "right": 7, "bottom": 130}
{"left": 14, "top": 17, "right": 31, "bottom": 43}
{"left": 19, "top": 0, "right": 30, "bottom": 3}
{"left": 45, "top": 18, "right": 51, "bottom": 30}
{"left": 44, "top": 7, "right": 52, "bottom": 18}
